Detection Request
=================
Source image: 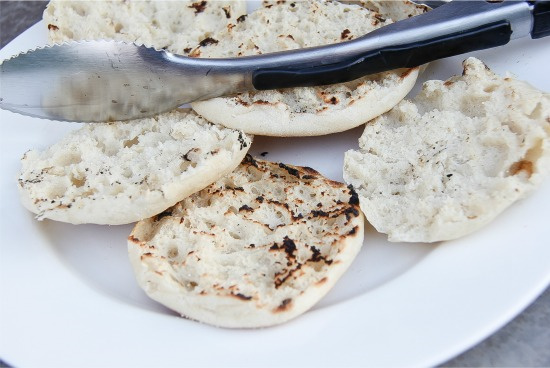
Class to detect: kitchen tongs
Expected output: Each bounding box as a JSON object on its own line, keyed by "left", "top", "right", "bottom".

{"left": 1, "top": 0, "right": 549, "bottom": 122}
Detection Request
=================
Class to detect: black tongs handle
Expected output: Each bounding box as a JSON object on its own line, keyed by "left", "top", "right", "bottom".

{"left": 254, "top": 21, "right": 512, "bottom": 90}
{"left": 532, "top": 0, "right": 550, "bottom": 38}
{"left": 252, "top": 1, "right": 548, "bottom": 90}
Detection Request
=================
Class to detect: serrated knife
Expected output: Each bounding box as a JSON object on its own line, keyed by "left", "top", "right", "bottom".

{"left": 1, "top": 0, "right": 549, "bottom": 122}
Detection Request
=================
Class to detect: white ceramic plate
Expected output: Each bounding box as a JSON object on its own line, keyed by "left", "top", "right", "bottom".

{"left": 1, "top": 15, "right": 550, "bottom": 368}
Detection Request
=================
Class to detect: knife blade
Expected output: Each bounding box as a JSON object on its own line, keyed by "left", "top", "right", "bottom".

{"left": 1, "top": 0, "right": 548, "bottom": 123}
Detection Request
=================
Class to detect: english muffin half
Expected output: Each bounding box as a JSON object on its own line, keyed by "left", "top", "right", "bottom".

{"left": 18, "top": 109, "right": 251, "bottom": 225}
{"left": 190, "top": 0, "right": 427, "bottom": 136}
{"left": 128, "top": 156, "right": 365, "bottom": 328}
{"left": 344, "top": 58, "right": 550, "bottom": 242}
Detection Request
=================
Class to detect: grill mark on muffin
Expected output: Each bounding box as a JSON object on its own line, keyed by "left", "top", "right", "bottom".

{"left": 242, "top": 154, "right": 259, "bottom": 167}
{"left": 155, "top": 209, "right": 173, "bottom": 221}
{"left": 348, "top": 185, "right": 360, "bottom": 205}
{"left": 347, "top": 225, "right": 359, "bottom": 235}
{"left": 233, "top": 186, "right": 245, "bottom": 192}
{"left": 231, "top": 292, "right": 252, "bottom": 301}
{"left": 189, "top": 1, "right": 207, "bottom": 14}
{"left": 341, "top": 29, "right": 351, "bottom": 40}
{"left": 238, "top": 132, "right": 248, "bottom": 150}
{"left": 128, "top": 235, "right": 141, "bottom": 244}
{"left": 199, "top": 37, "right": 219, "bottom": 47}
{"left": 343, "top": 206, "right": 360, "bottom": 220}
{"left": 239, "top": 204, "right": 253, "bottom": 212}
{"left": 253, "top": 99, "right": 275, "bottom": 105}
{"left": 301, "top": 166, "right": 319, "bottom": 175}
{"left": 140, "top": 252, "right": 153, "bottom": 260}
{"left": 274, "top": 263, "right": 302, "bottom": 288}
{"left": 182, "top": 148, "right": 198, "bottom": 161}
{"left": 271, "top": 234, "right": 340, "bottom": 289}
{"left": 316, "top": 90, "right": 341, "bottom": 105}
{"left": 273, "top": 298, "right": 292, "bottom": 313}
{"left": 309, "top": 246, "right": 333, "bottom": 265}
{"left": 310, "top": 209, "right": 330, "bottom": 218}
{"left": 278, "top": 163, "right": 301, "bottom": 178}
{"left": 48, "top": 24, "right": 59, "bottom": 31}
{"left": 270, "top": 236, "right": 297, "bottom": 258}
{"left": 282, "top": 236, "right": 297, "bottom": 257}
{"left": 293, "top": 212, "right": 305, "bottom": 221}
{"left": 374, "top": 13, "right": 386, "bottom": 23}
{"left": 222, "top": 6, "right": 231, "bottom": 18}
{"left": 264, "top": 198, "right": 289, "bottom": 210}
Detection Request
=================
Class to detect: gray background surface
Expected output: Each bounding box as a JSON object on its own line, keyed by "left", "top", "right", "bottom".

{"left": 1, "top": 1, "right": 549, "bottom": 367}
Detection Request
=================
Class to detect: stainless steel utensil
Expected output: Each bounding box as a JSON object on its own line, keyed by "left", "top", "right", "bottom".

{"left": 1, "top": 0, "right": 548, "bottom": 122}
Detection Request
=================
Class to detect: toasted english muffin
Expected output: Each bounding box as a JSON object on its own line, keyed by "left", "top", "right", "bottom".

{"left": 128, "top": 156, "right": 365, "bottom": 327}
{"left": 18, "top": 109, "right": 251, "bottom": 225}
{"left": 190, "top": 0, "right": 427, "bottom": 136}
{"left": 344, "top": 57, "right": 550, "bottom": 242}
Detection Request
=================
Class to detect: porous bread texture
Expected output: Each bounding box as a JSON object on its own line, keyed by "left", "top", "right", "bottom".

{"left": 190, "top": 0, "right": 426, "bottom": 137}
{"left": 344, "top": 57, "right": 550, "bottom": 243}
{"left": 43, "top": 0, "right": 247, "bottom": 55}
{"left": 18, "top": 109, "right": 252, "bottom": 225}
{"left": 341, "top": 0, "right": 431, "bottom": 21}
{"left": 128, "top": 156, "right": 365, "bottom": 328}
